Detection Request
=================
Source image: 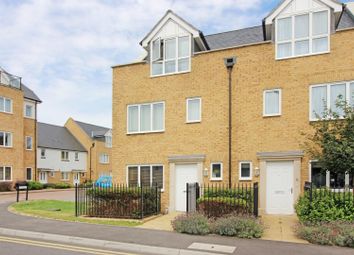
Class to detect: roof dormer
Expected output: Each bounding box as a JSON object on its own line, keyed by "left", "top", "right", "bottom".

{"left": 263, "top": 0, "right": 343, "bottom": 60}
{"left": 140, "top": 10, "right": 209, "bottom": 77}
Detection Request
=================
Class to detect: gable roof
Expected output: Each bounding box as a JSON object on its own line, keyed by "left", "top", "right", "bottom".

{"left": 74, "top": 120, "right": 111, "bottom": 140}
{"left": 22, "top": 84, "right": 42, "bottom": 102}
{"left": 38, "top": 122, "right": 86, "bottom": 152}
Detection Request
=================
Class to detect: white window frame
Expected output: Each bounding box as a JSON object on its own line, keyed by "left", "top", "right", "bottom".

{"left": 99, "top": 154, "right": 109, "bottom": 164}
{"left": 186, "top": 97, "right": 202, "bottom": 123}
{"left": 150, "top": 35, "right": 191, "bottom": 77}
{"left": 0, "top": 166, "right": 12, "bottom": 182}
{"left": 308, "top": 160, "right": 353, "bottom": 191}
{"left": 25, "top": 136, "right": 33, "bottom": 150}
{"left": 263, "top": 89, "right": 282, "bottom": 117}
{"left": 127, "top": 101, "right": 165, "bottom": 134}
{"left": 239, "top": 161, "right": 253, "bottom": 181}
{"left": 26, "top": 167, "right": 32, "bottom": 181}
{"left": 210, "top": 162, "right": 223, "bottom": 181}
{"left": 40, "top": 148, "right": 46, "bottom": 159}
{"left": 126, "top": 164, "right": 164, "bottom": 192}
{"left": 309, "top": 80, "right": 353, "bottom": 121}
{"left": 0, "top": 96, "right": 13, "bottom": 114}
{"left": 275, "top": 8, "right": 330, "bottom": 60}
{"left": 105, "top": 135, "right": 112, "bottom": 148}
{"left": 61, "top": 151, "right": 69, "bottom": 161}
{"left": 61, "top": 172, "right": 70, "bottom": 181}
{"left": 0, "top": 131, "right": 12, "bottom": 148}
{"left": 24, "top": 101, "right": 35, "bottom": 119}
{"left": 75, "top": 152, "right": 79, "bottom": 161}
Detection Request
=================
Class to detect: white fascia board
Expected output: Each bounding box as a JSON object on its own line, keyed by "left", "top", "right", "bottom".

{"left": 141, "top": 11, "right": 200, "bottom": 47}
{"left": 264, "top": 0, "right": 343, "bottom": 25}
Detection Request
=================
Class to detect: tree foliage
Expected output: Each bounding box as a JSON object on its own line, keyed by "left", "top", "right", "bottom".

{"left": 303, "top": 98, "right": 354, "bottom": 178}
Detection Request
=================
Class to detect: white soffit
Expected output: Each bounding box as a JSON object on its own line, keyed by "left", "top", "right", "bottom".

{"left": 264, "top": 0, "right": 343, "bottom": 25}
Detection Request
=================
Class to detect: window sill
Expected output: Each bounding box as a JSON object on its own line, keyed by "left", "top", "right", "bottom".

{"left": 24, "top": 116, "right": 35, "bottom": 120}
{"left": 239, "top": 178, "right": 252, "bottom": 181}
{"left": 186, "top": 120, "right": 201, "bottom": 124}
{"left": 0, "top": 180, "right": 12, "bottom": 182}
{"left": 100, "top": 162, "right": 110, "bottom": 165}
{"left": 61, "top": 179, "right": 69, "bottom": 181}
{"left": 150, "top": 70, "right": 191, "bottom": 78}
{"left": 276, "top": 51, "right": 330, "bottom": 61}
{"left": 0, "top": 146, "right": 13, "bottom": 149}
{"left": 263, "top": 114, "right": 281, "bottom": 118}
{"left": 0, "top": 111, "right": 13, "bottom": 115}
{"left": 61, "top": 160, "right": 70, "bottom": 162}
{"left": 41, "top": 157, "right": 46, "bottom": 159}
{"left": 210, "top": 178, "right": 222, "bottom": 181}
{"left": 127, "top": 130, "right": 165, "bottom": 135}
{"left": 26, "top": 149, "right": 33, "bottom": 151}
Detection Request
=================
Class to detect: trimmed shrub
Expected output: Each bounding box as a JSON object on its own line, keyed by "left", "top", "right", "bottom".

{"left": 0, "top": 182, "right": 13, "bottom": 192}
{"left": 295, "top": 190, "right": 354, "bottom": 223}
{"left": 43, "top": 183, "right": 56, "bottom": 189}
{"left": 28, "top": 181, "right": 43, "bottom": 190}
{"left": 54, "top": 183, "right": 72, "bottom": 189}
{"left": 296, "top": 222, "right": 354, "bottom": 247}
{"left": 172, "top": 213, "right": 210, "bottom": 235}
{"left": 197, "top": 198, "right": 249, "bottom": 218}
{"left": 211, "top": 215, "right": 263, "bottom": 238}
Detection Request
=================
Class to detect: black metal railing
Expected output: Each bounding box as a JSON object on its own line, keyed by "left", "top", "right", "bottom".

{"left": 304, "top": 181, "right": 354, "bottom": 205}
{"left": 0, "top": 70, "right": 21, "bottom": 89}
{"left": 75, "top": 183, "right": 161, "bottom": 219}
{"left": 187, "top": 182, "right": 259, "bottom": 218}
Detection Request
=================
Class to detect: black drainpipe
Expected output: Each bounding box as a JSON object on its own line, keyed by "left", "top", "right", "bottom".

{"left": 89, "top": 142, "right": 95, "bottom": 181}
{"left": 224, "top": 57, "right": 237, "bottom": 188}
{"left": 34, "top": 102, "right": 38, "bottom": 181}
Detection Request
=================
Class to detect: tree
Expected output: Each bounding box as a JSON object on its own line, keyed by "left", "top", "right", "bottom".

{"left": 303, "top": 97, "right": 354, "bottom": 188}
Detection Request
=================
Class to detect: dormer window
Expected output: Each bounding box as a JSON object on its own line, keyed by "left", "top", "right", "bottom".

{"left": 276, "top": 9, "right": 329, "bottom": 59}
{"left": 151, "top": 35, "right": 191, "bottom": 76}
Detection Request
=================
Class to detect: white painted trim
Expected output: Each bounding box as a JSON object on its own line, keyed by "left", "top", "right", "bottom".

{"left": 263, "top": 89, "right": 282, "bottom": 117}
{"left": 0, "top": 96, "right": 13, "bottom": 114}
{"left": 126, "top": 164, "right": 165, "bottom": 192}
{"left": 0, "top": 166, "right": 12, "bottom": 182}
{"left": 99, "top": 153, "right": 110, "bottom": 164}
{"left": 309, "top": 80, "right": 354, "bottom": 121}
{"left": 0, "top": 131, "right": 13, "bottom": 148}
{"left": 186, "top": 97, "right": 202, "bottom": 123}
{"left": 25, "top": 136, "right": 33, "bottom": 151}
{"left": 239, "top": 161, "right": 253, "bottom": 181}
{"left": 210, "top": 162, "right": 223, "bottom": 181}
{"left": 127, "top": 101, "right": 165, "bottom": 135}
{"left": 60, "top": 171, "right": 70, "bottom": 181}
{"left": 26, "top": 167, "right": 33, "bottom": 181}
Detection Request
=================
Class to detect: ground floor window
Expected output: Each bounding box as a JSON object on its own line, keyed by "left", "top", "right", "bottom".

{"left": 210, "top": 162, "right": 222, "bottom": 181}
{"left": 310, "top": 161, "right": 353, "bottom": 189}
{"left": 239, "top": 161, "right": 252, "bottom": 181}
{"left": 61, "top": 172, "right": 70, "bottom": 181}
{"left": 0, "top": 166, "right": 11, "bottom": 181}
{"left": 26, "top": 168, "right": 32, "bottom": 181}
{"left": 127, "top": 165, "right": 163, "bottom": 190}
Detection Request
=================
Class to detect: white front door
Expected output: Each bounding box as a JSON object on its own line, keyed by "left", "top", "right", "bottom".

{"left": 39, "top": 172, "right": 48, "bottom": 184}
{"left": 73, "top": 173, "right": 80, "bottom": 185}
{"left": 175, "top": 164, "right": 199, "bottom": 212}
{"left": 266, "top": 161, "right": 294, "bottom": 214}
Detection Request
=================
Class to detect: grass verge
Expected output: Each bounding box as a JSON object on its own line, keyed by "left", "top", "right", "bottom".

{"left": 10, "top": 200, "right": 142, "bottom": 227}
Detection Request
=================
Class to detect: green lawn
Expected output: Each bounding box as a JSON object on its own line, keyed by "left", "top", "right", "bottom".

{"left": 11, "top": 200, "right": 141, "bottom": 227}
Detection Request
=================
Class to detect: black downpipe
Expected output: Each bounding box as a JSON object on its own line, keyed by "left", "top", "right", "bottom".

{"left": 89, "top": 143, "right": 95, "bottom": 181}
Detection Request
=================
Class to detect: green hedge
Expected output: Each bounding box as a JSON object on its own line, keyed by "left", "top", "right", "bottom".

{"left": 28, "top": 181, "right": 44, "bottom": 190}
{"left": 295, "top": 190, "right": 354, "bottom": 223}
{"left": 0, "top": 182, "right": 13, "bottom": 192}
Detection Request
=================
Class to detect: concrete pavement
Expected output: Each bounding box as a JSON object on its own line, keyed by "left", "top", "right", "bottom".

{"left": 0, "top": 202, "right": 352, "bottom": 255}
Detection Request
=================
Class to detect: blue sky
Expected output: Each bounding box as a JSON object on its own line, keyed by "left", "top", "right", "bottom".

{"left": 0, "top": 0, "right": 350, "bottom": 127}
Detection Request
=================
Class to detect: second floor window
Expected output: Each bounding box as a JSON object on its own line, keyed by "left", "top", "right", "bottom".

{"left": 276, "top": 10, "right": 329, "bottom": 59}
{"left": 99, "top": 154, "right": 109, "bottom": 164}
{"left": 127, "top": 102, "right": 164, "bottom": 134}
{"left": 0, "top": 131, "right": 12, "bottom": 147}
{"left": 61, "top": 151, "right": 69, "bottom": 161}
{"left": 186, "top": 97, "right": 201, "bottom": 123}
{"left": 263, "top": 89, "right": 281, "bottom": 116}
{"left": 0, "top": 96, "right": 12, "bottom": 113}
{"left": 25, "top": 136, "right": 33, "bottom": 150}
{"left": 105, "top": 135, "right": 112, "bottom": 148}
{"left": 151, "top": 36, "right": 191, "bottom": 76}
{"left": 75, "top": 152, "right": 79, "bottom": 161}
{"left": 41, "top": 149, "right": 46, "bottom": 159}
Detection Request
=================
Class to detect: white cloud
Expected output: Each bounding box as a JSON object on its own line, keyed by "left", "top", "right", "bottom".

{"left": 0, "top": 0, "right": 266, "bottom": 127}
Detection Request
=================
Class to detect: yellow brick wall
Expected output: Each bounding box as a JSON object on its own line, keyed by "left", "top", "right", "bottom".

{"left": 112, "top": 29, "right": 354, "bottom": 208}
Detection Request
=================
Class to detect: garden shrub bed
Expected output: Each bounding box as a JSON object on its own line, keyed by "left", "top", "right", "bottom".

{"left": 172, "top": 213, "right": 263, "bottom": 238}
{"left": 0, "top": 182, "right": 13, "bottom": 192}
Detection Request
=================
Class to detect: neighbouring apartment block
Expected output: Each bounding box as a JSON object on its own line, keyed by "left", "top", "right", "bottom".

{"left": 112, "top": 0, "right": 354, "bottom": 214}
{"left": 0, "top": 67, "right": 41, "bottom": 187}
{"left": 65, "top": 118, "right": 112, "bottom": 181}
{"left": 37, "top": 122, "right": 88, "bottom": 185}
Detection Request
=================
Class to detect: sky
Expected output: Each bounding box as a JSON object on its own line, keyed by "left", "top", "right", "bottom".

{"left": 0, "top": 0, "right": 351, "bottom": 128}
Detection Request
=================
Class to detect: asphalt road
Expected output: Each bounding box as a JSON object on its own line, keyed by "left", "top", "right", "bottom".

{"left": 0, "top": 235, "right": 144, "bottom": 255}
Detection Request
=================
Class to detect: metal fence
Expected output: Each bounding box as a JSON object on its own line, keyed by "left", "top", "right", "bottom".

{"left": 187, "top": 182, "right": 259, "bottom": 218}
{"left": 304, "top": 182, "right": 354, "bottom": 204}
{"left": 75, "top": 183, "right": 161, "bottom": 219}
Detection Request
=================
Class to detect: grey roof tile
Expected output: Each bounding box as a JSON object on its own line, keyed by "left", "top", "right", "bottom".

{"left": 204, "top": 26, "right": 265, "bottom": 50}
{"left": 74, "top": 120, "right": 110, "bottom": 140}
{"left": 338, "top": 7, "right": 354, "bottom": 29}
{"left": 38, "top": 122, "right": 86, "bottom": 152}
{"left": 22, "top": 84, "right": 41, "bottom": 102}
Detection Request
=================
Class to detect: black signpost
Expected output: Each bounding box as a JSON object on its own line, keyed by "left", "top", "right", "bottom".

{"left": 15, "top": 181, "right": 29, "bottom": 202}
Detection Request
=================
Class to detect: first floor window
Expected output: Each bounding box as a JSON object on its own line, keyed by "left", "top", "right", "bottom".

{"left": 61, "top": 172, "right": 69, "bottom": 180}
{"left": 0, "top": 96, "right": 12, "bottom": 113}
{"left": 41, "top": 149, "right": 46, "bottom": 158}
{"left": 127, "top": 165, "right": 164, "bottom": 190}
{"left": 0, "top": 131, "right": 12, "bottom": 147}
{"left": 75, "top": 152, "right": 79, "bottom": 161}
{"left": 127, "top": 102, "right": 164, "bottom": 134}
{"left": 24, "top": 104, "right": 34, "bottom": 118}
{"left": 26, "top": 168, "right": 32, "bottom": 181}
{"left": 263, "top": 89, "right": 281, "bottom": 116}
{"left": 310, "top": 81, "right": 353, "bottom": 120}
{"left": 99, "top": 154, "right": 109, "bottom": 164}
{"left": 239, "top": 162, "right": 252, "bottom": 181}
{"left": 0, "top": 166, "right": 12, "bottom": 181}
{"left": 186, "top": 97, "right": 201, "bottom": 123}
{"left": 61, "top": 151, "right": 69, "bottom": 161}
{"left": 49, "top": 172, "right": 55, "bottom": 177}
{"left": 310, "top": 162, "right": 326, "bottom": 188}
{"left": 210, "top": 163, "right": 222, "bottom": 181}
{"left": 25, "top": 136, "right": 33, "bottom": 150}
